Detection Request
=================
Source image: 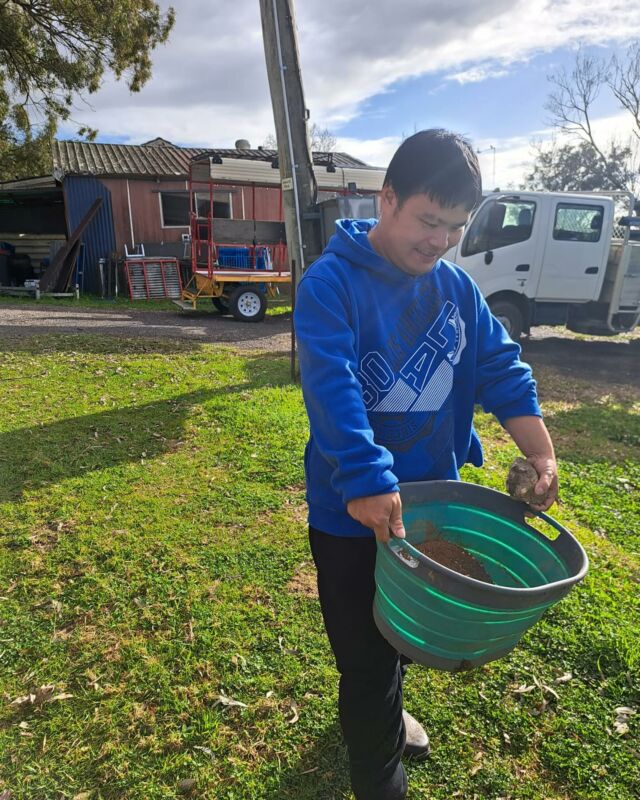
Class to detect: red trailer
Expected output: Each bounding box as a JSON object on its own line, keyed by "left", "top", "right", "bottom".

{"left": 175, "top": 153, "right": 291, "bottom": 321}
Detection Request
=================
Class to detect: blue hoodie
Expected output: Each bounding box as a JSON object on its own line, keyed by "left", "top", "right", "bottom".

{"left": 294, "top": 219, "right": 541, "bottom": 537}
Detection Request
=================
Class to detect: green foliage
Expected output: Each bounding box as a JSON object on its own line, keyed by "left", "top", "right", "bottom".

{"left": 0, "top": 0, "right": 175, "bottom": 179}
{"left": 0, "top": 117, "right": 55, "bottom": 180}
{"left": 523, "top": 140, "right": 637, "bottom": 192}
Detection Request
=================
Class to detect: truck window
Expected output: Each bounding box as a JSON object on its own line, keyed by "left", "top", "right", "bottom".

{"left": 461, "top": 199, "right": 536, "bottom": 256}
{"left": 553, "top": 203, "right": 604, "bottom": 243}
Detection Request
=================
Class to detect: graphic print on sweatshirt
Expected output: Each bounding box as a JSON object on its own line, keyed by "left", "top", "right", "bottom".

{"left": 358, "top": 298, "right": 466, "bottom": 455}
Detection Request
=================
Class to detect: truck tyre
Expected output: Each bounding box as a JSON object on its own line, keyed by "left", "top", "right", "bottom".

{"left": 228, "top": 286, "right": 267, "bottom": 322}
{"left": 489, "top": 299, "right": 524, "bottom": 340}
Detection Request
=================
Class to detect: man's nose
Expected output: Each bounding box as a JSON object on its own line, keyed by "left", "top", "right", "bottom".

{"left": 426, "top": 226, "right": 449, "bottom": 250}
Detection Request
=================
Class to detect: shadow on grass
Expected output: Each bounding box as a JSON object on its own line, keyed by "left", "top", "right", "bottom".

{"left": 521, "top": 335, "right": 640, "bottom": 388}
{"left": 0, "top": 351, "right": 295, "bottom": 503}
{"left": 0, "top": 389, "right": 216, "bottom": 503}
{"left": 266, "top": 721, "right": 351, "bottom": 800}
{"left": 0, "top": 331, "right": 203, "bottom": 356}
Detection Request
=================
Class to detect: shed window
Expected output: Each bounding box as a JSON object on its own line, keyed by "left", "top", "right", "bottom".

{"left": 160, "top": 192, "right": 232, "bottom": 227}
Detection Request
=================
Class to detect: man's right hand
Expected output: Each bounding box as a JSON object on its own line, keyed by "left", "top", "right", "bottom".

{"left": 346, "top": 492, "right": 406, "bottom": 543}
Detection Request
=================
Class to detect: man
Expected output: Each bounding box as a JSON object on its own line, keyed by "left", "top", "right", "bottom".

{"left": 294, "top": 129, "right": 557, "bottom": 800}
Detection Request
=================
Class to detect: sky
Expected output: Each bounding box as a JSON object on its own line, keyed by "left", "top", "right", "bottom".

{"left": 58, "top": 1, "right": 640, "bottom": 190}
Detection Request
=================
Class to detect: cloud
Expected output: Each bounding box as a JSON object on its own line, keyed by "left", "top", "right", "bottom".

{"left": 446, "top": 66, "right": 510, "bottom": 84}
{"left": 57, "top": 0, "right": 640, "bottom": 149}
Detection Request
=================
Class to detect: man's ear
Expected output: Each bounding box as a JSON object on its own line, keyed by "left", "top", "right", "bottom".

{"left": 380, "top": 184, "right": 397, "bottom": 211}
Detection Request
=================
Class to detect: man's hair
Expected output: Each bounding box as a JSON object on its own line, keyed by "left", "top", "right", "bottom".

{"left": 384, "top": 129, "right": 482, "bottom": 211}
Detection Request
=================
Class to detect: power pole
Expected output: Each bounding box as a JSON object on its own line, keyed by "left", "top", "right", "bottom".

{"left": 259, "top": 0, "right": 323, "bottom": 379}
{"left": 259, "top": 0, "right": 322, "bottom": 274}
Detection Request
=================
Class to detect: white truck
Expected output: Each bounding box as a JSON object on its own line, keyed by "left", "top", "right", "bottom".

{"left": 447, "top": 190, "right": 640, "bottom": 339}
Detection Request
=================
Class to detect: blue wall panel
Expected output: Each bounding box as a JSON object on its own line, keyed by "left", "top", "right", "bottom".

{"left": 64, "top": 176, "right": 116, "bottom": 294}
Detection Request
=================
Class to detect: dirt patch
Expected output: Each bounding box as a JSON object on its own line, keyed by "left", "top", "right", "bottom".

{"left": 285, "top": 562, "right": 318, "bottom": 598}
{"left": 416, "top": 538, "right": 493, "bottom": 584}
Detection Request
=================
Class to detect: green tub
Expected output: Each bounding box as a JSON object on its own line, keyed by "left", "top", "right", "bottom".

{"left": 373, "top": 480, "right": 589, "bottom": 672}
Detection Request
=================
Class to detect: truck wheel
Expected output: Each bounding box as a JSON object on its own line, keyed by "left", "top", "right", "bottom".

{"left": 228, "top": 286, "right": 267, "bottom": 322}
{"left": 489, "top": 299, "right": 524, "bottom": 340}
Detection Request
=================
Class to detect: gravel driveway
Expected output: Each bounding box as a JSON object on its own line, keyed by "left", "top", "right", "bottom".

{"left": 0, "top": 304, "right": 292, "bottom": 351}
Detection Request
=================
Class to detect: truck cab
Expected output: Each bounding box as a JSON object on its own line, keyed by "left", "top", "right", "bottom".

{"left": 448, "top": 191, "right": 640, "bottom": 338}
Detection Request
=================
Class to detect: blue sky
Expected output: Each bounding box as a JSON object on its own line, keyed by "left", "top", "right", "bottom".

{"left": 58, "top": 2, "right": 640, "bottom": 189}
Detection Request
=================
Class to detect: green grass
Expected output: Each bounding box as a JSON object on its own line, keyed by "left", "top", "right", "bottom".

{"left": 0, "top": 292, "right": 292, "bottom": 316}
{"left": 0, "top": 334, "right": 638, "bottom": 799}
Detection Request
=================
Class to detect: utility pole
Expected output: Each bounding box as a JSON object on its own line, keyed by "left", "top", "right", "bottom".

{"left": 259, "top": 0, "right": 323, "bottom": 379}
{"left": 259, "top": 0, "right": 322, "bottom": 272}
{"left": 478, "top": 145, "right": 497, "bottom": 188}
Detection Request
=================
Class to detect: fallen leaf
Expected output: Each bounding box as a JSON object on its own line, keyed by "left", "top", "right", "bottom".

{"left": 614, "top": 721, "right": 630, "bottom": 736}
{"left": 50, "top": 693, "right": 74, "bottom": 702}
{"left": 287, "top": 701, "right": 299, "bottom": 724}
{"left": 512, "top": 683, "right": 536, "bottom": 694}
{"left": 554, "top": 671, "right": 573, "bottom": 684}
{"left": 193, "top": 745, "right": 215, "bottom": 761}
{"left": 214, "top": 693, "right": 247, "bottom": 709}
{"left": 177, "top": 778, "right": 196, "bottom": 794}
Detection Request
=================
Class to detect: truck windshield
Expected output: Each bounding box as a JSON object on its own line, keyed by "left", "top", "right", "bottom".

{"left": 462, "top": 199, "right": 536, "bottom": 256}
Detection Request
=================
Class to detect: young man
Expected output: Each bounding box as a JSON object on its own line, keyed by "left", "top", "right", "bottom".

{"left": 294, "top": 129, "right": 557, "bottom": 800}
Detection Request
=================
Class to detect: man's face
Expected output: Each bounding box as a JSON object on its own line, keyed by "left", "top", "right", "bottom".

{"left": 373, "top": 187, "right": 471, "bottom": 275}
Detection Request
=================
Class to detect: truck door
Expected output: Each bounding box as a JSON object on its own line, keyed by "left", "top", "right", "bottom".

{"left": 536, "top": 201, "right": 610, "bottom": 301}
{"left": 452, "top": 196, "right": 541, "bottom": 299}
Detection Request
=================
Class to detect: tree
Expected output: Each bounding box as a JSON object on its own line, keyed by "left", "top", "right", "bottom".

{"left": 0, "top": 0, "right": 175, "bottom": 180}
{"left": 263, "top": 123, "right": 337, "bottom": 152}
{"left": 0, "top": 119, "right": 56, "bottom": 180}
{"left": 523, "top": 139, "right": 636, "bottom": 192}
{"left": 542, "top": 44, "right": 640, "bottom": 192}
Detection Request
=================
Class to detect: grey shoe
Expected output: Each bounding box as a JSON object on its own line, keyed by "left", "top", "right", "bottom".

{"left": 402, "top": 710, "right": 431, "bottom": 759}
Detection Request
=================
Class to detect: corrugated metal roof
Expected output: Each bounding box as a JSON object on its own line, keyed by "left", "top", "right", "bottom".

{"left": 53, "top": 140, "right": 209, "bottom": 178}
{"left": 53, "top": 139, "right": 374, "bottom": 178}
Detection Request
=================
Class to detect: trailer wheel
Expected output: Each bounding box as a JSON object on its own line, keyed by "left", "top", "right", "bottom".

{"left": 211, "top": 296, "right": 229, "bottom": 314}
{"left": 228, "top": 286, "right": 267, "bottom": 322}
{"left": 489, "top": 299, "right": 524, "bottom": 340}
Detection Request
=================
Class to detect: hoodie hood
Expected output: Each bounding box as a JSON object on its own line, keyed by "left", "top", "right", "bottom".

{"left": 324, "top": 218, "right": 437, "bottom": 283}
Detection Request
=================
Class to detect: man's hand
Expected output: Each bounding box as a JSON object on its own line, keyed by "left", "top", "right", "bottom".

{"left": 525, "top": 454, "right": 558, "bottom": 512}
{"left": 503, "top": 416, "right": 559, "bottom": 513}
{"left": 347, "top": 492, "right": 406, "bottom": 543}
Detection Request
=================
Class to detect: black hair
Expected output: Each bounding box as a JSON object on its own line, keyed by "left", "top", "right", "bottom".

{"left": 384, "top": 128, "right": 482, "bottom": 211}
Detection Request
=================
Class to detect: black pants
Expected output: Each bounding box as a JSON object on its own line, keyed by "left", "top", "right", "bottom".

{"left": 309, "top": 526, "right": 407, "bottom": 800}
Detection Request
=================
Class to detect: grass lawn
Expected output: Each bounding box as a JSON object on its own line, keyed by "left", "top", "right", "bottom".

{"left": 0, "top": 293, "right": 293, "bottom": 316}
{"left": 0, "top": 333, "right": 638, "bottom": 799}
